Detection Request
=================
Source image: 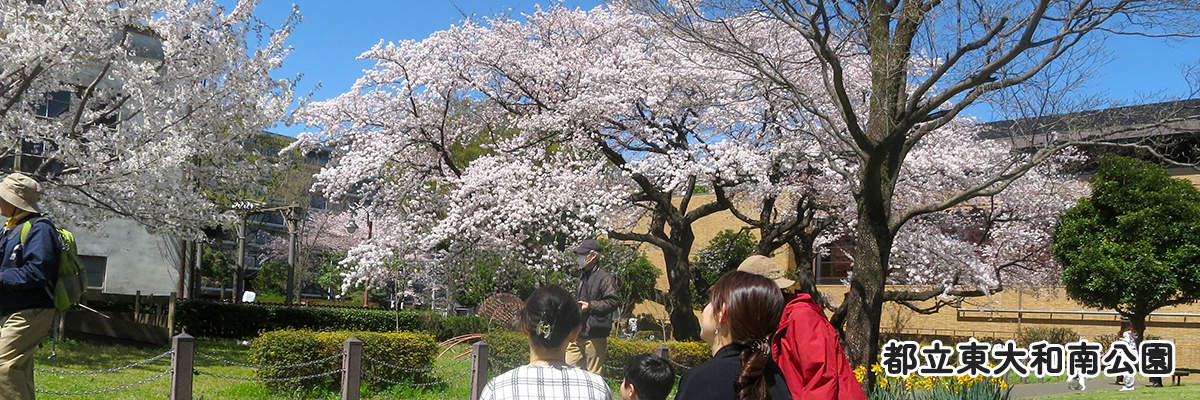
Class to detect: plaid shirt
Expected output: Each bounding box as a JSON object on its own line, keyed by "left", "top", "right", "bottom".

{"left": 480, "top": 364, "right": 612, "bottom": 400}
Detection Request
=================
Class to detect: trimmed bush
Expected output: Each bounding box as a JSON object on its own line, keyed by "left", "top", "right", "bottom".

{"left": 480, "top": 331, "right": 530, "bottom": 372}
{"left": 437, "top": 316, "right": 492, "bottom": 342}
{"left": 175, "top": 300, "right": 422, "bottom": 338}
{"left": 1016, "top": 327, "right": 1079, "bottom": 347}
{"left": 604, "top": 338, "right": 710, "bottom": 380}
{"left": 479, "top": 331, "right": 711, "bottom": 379}
{"left": 249, "top": 330, "right": 436, "bottom": 394}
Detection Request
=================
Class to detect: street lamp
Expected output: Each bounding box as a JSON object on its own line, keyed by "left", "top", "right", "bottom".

{"left": 344, "top": 217, "right": 358, "bottom": 234}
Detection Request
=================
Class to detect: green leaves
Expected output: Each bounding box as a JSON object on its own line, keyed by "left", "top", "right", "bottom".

{"left": 1054, "top": 154, "right": 1200, "bottom": 317}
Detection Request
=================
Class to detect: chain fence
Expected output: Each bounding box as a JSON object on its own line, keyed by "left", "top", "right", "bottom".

{"left": 35, "top": 350, "right": 173, "bottom": 376}
{"left": 363, "top": 369, "right": 473, "bottom": 387}
{"left": 195, "top": 368, "right": 346, "bottom": 382}
{"left": 35, "top": 369, "right": 171, "bottom": 396}
{"left": 363, "top": 353, "right": 470, "bottom": 372}
{"left": 197, "top": 351, "right": 345, "bottom": 370}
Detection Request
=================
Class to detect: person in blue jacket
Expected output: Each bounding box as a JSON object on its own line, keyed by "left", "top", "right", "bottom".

{"left": 0, "top": 173, "right": 60, "bottom": 400}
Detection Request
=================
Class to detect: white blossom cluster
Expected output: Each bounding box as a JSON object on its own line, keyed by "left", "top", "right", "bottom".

{"left": 298, "top": 4, "right": 1087, "bottom": 299}
{"left": 1, "top": 0, "right": 297, "bottom": 235}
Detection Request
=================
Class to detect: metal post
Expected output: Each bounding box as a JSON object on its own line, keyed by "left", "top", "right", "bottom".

{"left": 283, "top": 207, "right": 303, "bottom": 306}
{"left": 170, "top": 333, "right": 194, "bottom": 400}
{"left": 168, "top": 292, "right": 178, "bottom": 339}
{"left": 655, "top": 346, "right": 670, "bottom": 361}
{"left": 134, "top": 290, "right": 141, "bottom": 322}
{"left": 341, "top": 337, "right": 362, "bottom": 400}
{"left": 235, "top": 214, "right": 247, "bottom": 304}
{"left": 471, "top": 342, "right": 490, "bottom": 400}
{"left": 192, "top": 242, "right": 203, "bottom": 300}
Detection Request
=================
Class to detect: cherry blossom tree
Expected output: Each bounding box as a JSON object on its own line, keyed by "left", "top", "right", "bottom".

{"left": 629, "top": 0, "right": 1200, "bottom": 382}
{"left": 1, "top": 0, "right": 298, "bottom": 235}
{"left": 295, "top": 5, "right": 765, "bottom": 339}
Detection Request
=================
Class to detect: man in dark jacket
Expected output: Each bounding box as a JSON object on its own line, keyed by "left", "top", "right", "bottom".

{"left": 0, "top": 173, "right": 60, "bottom": 400}
{"left": 566, "top": 239, "right": 619, "bottom": 374}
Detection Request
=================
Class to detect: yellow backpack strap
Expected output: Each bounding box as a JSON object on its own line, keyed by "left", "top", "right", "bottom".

{"left": 19, "top": 221, "right": 32, "bottom": 245}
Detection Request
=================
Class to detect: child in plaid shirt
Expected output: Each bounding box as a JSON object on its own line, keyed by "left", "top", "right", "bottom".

{"left": 481, "top": 285, "right": 612, "bottom": 400}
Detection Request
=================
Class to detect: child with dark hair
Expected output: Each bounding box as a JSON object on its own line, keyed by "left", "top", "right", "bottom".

{"left": 675, "top": 271, "right": 792, "bottom": 400}
{"left": 480, "top": 285, "right": 612, "bottom": 400}
{"left": 620, "top": 354, "right": 674, "bottom": 400}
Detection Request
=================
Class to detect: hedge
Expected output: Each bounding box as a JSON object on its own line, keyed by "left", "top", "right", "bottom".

{"left": 479, "top": 331, "right": 711, "bottom": 380}
{"left": 249, "top": 330, "right": 437, "bottom": 394}
{"left": 175, "top": 301, "right": 491, "bottom": 339}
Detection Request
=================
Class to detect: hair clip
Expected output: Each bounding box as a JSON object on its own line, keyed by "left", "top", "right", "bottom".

{"left": 754, "top": 338, "right": 771, "bottom": 355}
{"left": 537, "top": 321, "right": 553, "bottom": 340}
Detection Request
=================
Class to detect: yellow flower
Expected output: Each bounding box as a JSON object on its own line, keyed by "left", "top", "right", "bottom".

{"left": 871, "top": 364, "right": 884, "bottom": 374}
{"left": 878, "top": 377, "right": 889, "bottom": 388}
{"left": 854, "top": 365, "right": 866, "bottom": 383}
{"left": 1000, "top": 381, "right": 1009, "bottom": 389}
{"left": 906, "top": 381, "right": 914, "bottom": 390}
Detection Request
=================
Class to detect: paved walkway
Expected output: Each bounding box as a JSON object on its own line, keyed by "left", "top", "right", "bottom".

{"left": 1010, "top": 378, "right": 1145, "bottom": 399}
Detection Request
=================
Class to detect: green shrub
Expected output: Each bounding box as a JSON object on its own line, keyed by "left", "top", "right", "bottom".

{"left": 175, "top": 300, "right": 422, "bottom": 338}
{"left": 437, "top": 316, "right": 492, "bottom": 342}
{"left": 605, "top": 338, "right": 710, "bottom": 380}
{"left": 480, "top": 331, "right": 530, "bottom": 372}
{"left": 1016, "top": 327, "right": 1079, "bottom": 348}
{"left": 479, "top": 331, "right": 711, "bottom": 379}
{"left": 249, "top": 330, "right": 436, "bottom": 394}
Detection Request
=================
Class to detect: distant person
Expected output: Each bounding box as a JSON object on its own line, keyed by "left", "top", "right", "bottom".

{"left": 1117, "top": 321, "right": 1137, "bottom": 391}
{"left": 675, "top": 271, "right": 792, "bottom": 400}
{"left": 0, "top": 173, "right": 61, "bottom": 400}
{"left": 738, "top": 255, "right": 867, "bottom": 400}
{"left": 620, "top": 354, "right": 674, "bottom": 400}
{"left": 567, "top": 239, "right": 619, "bottom": 375}
{"left": 480, "top": 285, "right": 611, "bottom": 400}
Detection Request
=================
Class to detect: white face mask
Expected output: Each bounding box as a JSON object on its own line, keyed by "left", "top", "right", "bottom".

{"left": 577, "top": 255, "right": 589, "bottom": 267}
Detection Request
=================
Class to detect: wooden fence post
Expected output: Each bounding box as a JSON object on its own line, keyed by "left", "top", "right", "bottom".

{"left": 168, "top": 292, "right": 177, "bottom": 338}
{"left": 471, "top": 341, "right": 490, "bottom": 400}
{"left": 134, "top": 290, "right": 141, "bottom": 322}
{"left": 170, "top": 333, "right": 194, "bottom": 400}
{"left": 341, "top": 337, "right": 363, "bottom": 400}
{"left": 654, "top": 346, "right": 670, "bottom": 361}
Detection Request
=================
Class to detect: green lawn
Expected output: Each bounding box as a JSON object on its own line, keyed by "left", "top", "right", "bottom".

{"left": 1030, "top": 384, "right": 1200, "bottom": 400}
{"left": 33, "top": 338, "right": 476, "bottom": 400}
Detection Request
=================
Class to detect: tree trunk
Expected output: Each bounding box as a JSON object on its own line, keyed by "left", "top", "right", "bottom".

{"left": 1130, "top": 313, "right": 1147, "bottom": 345}
{"left": 787, "top": 237, "right": 826, "bottom": 309}
{"left": 839, "top": 216, "right": 890, "bottom": 386}
{"left": 664, "top": 249, "right": 701, "bottom": 341}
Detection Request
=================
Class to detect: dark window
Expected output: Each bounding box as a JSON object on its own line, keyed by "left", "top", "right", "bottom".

{"left": 80, "top": 255, "right": 107, "bottom": 289}
{"left": 32, "top": 91, "right": 71, "bottom": 118}
{"left": 817, "top": 236, "right": 854, "bottom": 284}
{"left": 309, "top": 196, "right": 327, "bottom": 210}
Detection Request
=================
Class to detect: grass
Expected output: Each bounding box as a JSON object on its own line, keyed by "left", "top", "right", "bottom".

{"left": 1030, "top": 384, "right": 1200, "bottom": 400}
{"left": 32, "top": 338, "right": 478, "bottom": 400}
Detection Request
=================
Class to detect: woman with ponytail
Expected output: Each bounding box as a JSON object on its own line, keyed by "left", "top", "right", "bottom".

{"left": 480, "top": 285, "right": 613, "bottom": 400}
{"left": 676, "top": 271, "right": 792, "bottom": 400}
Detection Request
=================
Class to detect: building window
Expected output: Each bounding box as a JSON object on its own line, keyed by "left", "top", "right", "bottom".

{"left": 80, "top": 255, "right": 107, "bottom": 290}
{"left": 817, "top": 236, "right": 854, "bottom": 284}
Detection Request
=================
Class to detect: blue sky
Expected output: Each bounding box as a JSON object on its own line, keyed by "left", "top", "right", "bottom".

{"left": 248, "top": 1, "right": 1200, "bottom": 137}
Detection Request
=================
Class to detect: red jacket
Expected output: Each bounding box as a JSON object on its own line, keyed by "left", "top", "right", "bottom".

{"left": 771, "top": 293, "right": 867, "bottom": 400}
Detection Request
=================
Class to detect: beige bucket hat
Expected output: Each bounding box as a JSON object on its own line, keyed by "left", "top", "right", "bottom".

{"left": 0, "top": 173, "right": 42, "bottom": 213}
{"left": 737, "top": 255, "right": 796, "bottom": 289}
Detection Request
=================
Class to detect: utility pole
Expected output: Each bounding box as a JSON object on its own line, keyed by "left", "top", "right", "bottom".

{"left": 234, "top": 212, "right": 247, "bottom": 304}
{"left": 283, "top": 206, "right": 305, "bottom": 306}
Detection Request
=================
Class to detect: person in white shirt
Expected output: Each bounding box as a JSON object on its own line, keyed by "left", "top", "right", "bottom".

{"left": 480, "top": 285, "right": 612, "bottom": 400}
